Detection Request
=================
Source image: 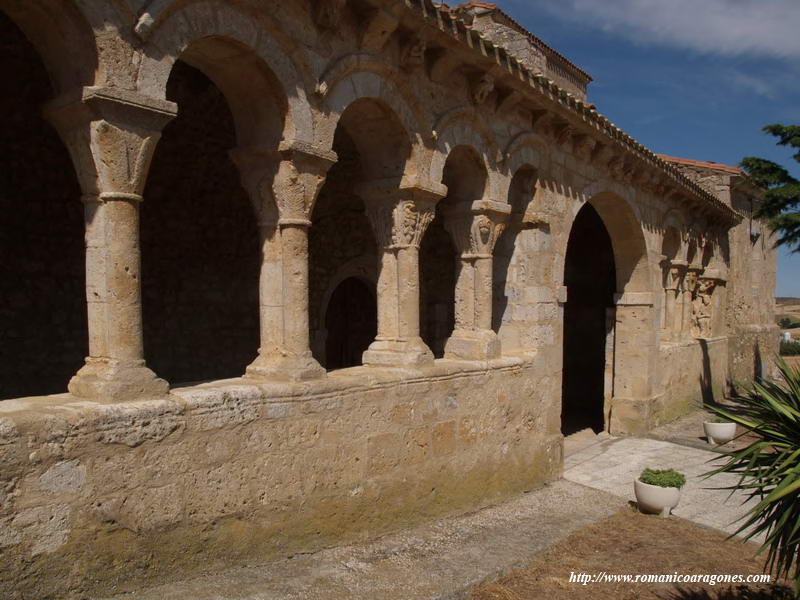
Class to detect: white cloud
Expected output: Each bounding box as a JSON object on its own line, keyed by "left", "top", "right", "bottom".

{"left": 525, "top": 0, "right": 800, "bottom": 59}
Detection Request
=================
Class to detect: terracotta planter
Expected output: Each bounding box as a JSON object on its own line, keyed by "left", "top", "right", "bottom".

{"left": 634, "top": 478, "right": 681, "bottom": 517}
{"left": 703, "top": 421, "right": 737, "bottom": 445}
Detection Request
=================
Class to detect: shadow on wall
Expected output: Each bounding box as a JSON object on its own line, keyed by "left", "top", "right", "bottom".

{"left": 698, "top": 339, "right": 715, "bottom": 405}
{"left": 492, "top": 166, "right": 539, "bottom": 333}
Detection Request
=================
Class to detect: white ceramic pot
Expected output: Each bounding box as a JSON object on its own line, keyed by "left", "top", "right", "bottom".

{"left": 703, "top": 421, "right": 737, "bottom": 445}
{"left": 634, "top": 479, "right": 681, "bottom": 517}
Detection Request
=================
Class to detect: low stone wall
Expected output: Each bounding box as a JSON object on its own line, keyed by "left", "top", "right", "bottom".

{"left": 0, "top": 357, "right": 561, "bottom": 599}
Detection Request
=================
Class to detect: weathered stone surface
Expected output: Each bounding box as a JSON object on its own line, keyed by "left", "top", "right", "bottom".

{"left": 0, "top": 0, "right": 775, "bottom": 597}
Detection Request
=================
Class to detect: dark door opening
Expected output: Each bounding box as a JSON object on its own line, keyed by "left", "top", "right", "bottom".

{"left": 561, "top": 204, "right": 616, "bottom": 435}
{"left": 324, "top": 277, "right": 377, "bottom": 370}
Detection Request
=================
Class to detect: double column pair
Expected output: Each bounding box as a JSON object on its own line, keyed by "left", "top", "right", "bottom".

{"left": 46, "top": 87, "right": 334, "bottom": 397}
{"left": 355, "top": 182, "right": 509, "bottom": 365}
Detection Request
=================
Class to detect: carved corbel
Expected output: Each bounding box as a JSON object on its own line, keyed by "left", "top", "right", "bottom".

{"left": 361, "top": 8, "right": 400, "bottom": 52}
{"left": 313, "top": 0, "right": 347, "bottom": 30}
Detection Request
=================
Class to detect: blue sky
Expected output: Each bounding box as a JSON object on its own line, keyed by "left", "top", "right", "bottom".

{"left": 492, "top": 0, "right": 800, "bottom": 297}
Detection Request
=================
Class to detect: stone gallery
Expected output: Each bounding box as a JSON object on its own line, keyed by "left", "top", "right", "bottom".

{"left": 0, "top": 0, "right": 777, "bottom": 596}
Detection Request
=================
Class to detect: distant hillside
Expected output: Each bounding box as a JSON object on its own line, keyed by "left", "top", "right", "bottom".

{"left": 777, "top": 297, "right": 800, "bottom": 306}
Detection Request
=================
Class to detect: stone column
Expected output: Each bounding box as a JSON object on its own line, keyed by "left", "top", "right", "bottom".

{"left": 231, "top": 142, "right": 337, "bottom": 380}
{"left": 357, "top": 180, "right": 446, "bottom": 367}
{"left": 45, "top": 87, "right": 177, "bottom": 400}
{"left": 443, "top": 200, "right": 510, "bottom": 360}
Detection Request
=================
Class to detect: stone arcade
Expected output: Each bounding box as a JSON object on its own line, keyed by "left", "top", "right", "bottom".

{"left": 0, "top": 0, "right": 777, "bottom": 596}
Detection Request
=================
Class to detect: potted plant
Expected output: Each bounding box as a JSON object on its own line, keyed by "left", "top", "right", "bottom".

{"left": 703, "top": 416, "right": 737, "bottom": 445}
{"left": 634, "top": 468, "right": 686, "bottom": 517}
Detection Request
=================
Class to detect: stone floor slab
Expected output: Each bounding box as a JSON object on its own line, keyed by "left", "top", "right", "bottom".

{"left": 564, "top": 436, "right": 761, "bottom": 540}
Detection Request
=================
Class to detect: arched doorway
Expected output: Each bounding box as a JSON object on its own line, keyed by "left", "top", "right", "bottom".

{"left": 0, "top": 10, "right": 86, "bottom": 399}
{"left": 324, "top": 277, "right": 377, "bottom": 370}
{"left": 561, "top": 203, "right": 616, "bottom": 435}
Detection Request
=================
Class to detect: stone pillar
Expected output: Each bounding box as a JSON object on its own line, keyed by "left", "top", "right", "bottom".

{"left": 231, "top": 142, "right": 337, "bottom": 380}
{"left": 443, "top": 200, "right": 510, "bottom": 360}
{"left": 357, "top": 180, "right": 446, "bottom": 367}
{"left": 45, "top": 87, "right": 176, "bottom": 400}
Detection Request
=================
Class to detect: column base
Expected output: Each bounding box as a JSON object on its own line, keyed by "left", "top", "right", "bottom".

{"left": 245, "top": 352, "right": 326, "bottom": 381}
{"left": 444, "top": 329, "right": 501, "bottom": 360}
{"left": 68, "top": 358, "right": 169, "bottom": 401}
{"left": 362, "top": 337, "right": 434, "bottom": 367}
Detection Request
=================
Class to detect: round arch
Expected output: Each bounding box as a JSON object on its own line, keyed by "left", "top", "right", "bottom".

{"left": 560, "top": 188, "right": 652, "bottom": 296}
{"left": 136, "top": 1, "right": 312, "bottom": 146}
{"left": 0, "top": 0, "right": 97, "bottom": 94}
{"left": 430, "top": 109, "right": 500, "bottom": 201}
{"left": 321, "top": 68, "right": 424, "bottom": 182}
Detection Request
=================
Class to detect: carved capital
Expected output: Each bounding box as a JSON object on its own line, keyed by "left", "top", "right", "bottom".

{"left": 553, "top": 123, "right": 574, "bottom": 148}
{"left": 45, "top": 86, "right": 177, "bottom": 198}
{"left": 607, "top": 156, "right": 625, "bottom": 181}
{"left": 313, "top": 0, "right": 347, "bottom": 29}
{"left": 472, "top": 73, "right": 495, "bottom": 105}
{"left": 362, "top": 8, "right": 400, "bottom": 52}
{"left": 400, "top": 35, "right": 427, "bottom": 71}
{"left": 665, "top": 260, "right": 687, "bottom": 291}
{"left": 443, "top": 200, "right": 510, "bottom": 257}
{"left": 358, "top": 179, "right": 445, "bottom": 249}
{"left": 231, "top": 141, "right": 336, "bottom": 224}
{"left": 273, "top": 141, "right": 338, "bottom": 222}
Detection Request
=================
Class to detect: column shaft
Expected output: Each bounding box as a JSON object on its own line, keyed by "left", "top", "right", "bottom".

{"left": 45, "top": 86, "right": 177, "bottom": 400}
{"left": 474, "top": 255, "right": 493, "bottom": 331}
{"left": 280, "top": 222, "right": 313, "bottom": 355}
{"left": 453, "top": 258, "right": 476, "bottom": 331}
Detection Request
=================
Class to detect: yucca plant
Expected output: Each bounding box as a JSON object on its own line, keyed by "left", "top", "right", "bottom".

{"left": 705, "top": 358, "right": 800, "bottom": 594}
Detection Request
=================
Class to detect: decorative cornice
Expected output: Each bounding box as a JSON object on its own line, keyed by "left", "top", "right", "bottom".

{"left": 387, "top": 0, "right": 741, "bottom": 225}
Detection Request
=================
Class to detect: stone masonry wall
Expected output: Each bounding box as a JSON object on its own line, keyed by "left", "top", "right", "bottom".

{"left": 0, "top": 359, "right": 561, "bottom": 599}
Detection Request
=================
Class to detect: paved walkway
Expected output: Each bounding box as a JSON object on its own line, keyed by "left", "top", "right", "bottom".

{"left": 565, "top": 436, "right": 760, "bottom": 539}
{"left": 100, "top": 434, "right": 760, "bottom": 599}
{"left": 102, "top": 480, "right": 624, "bottom": 600}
